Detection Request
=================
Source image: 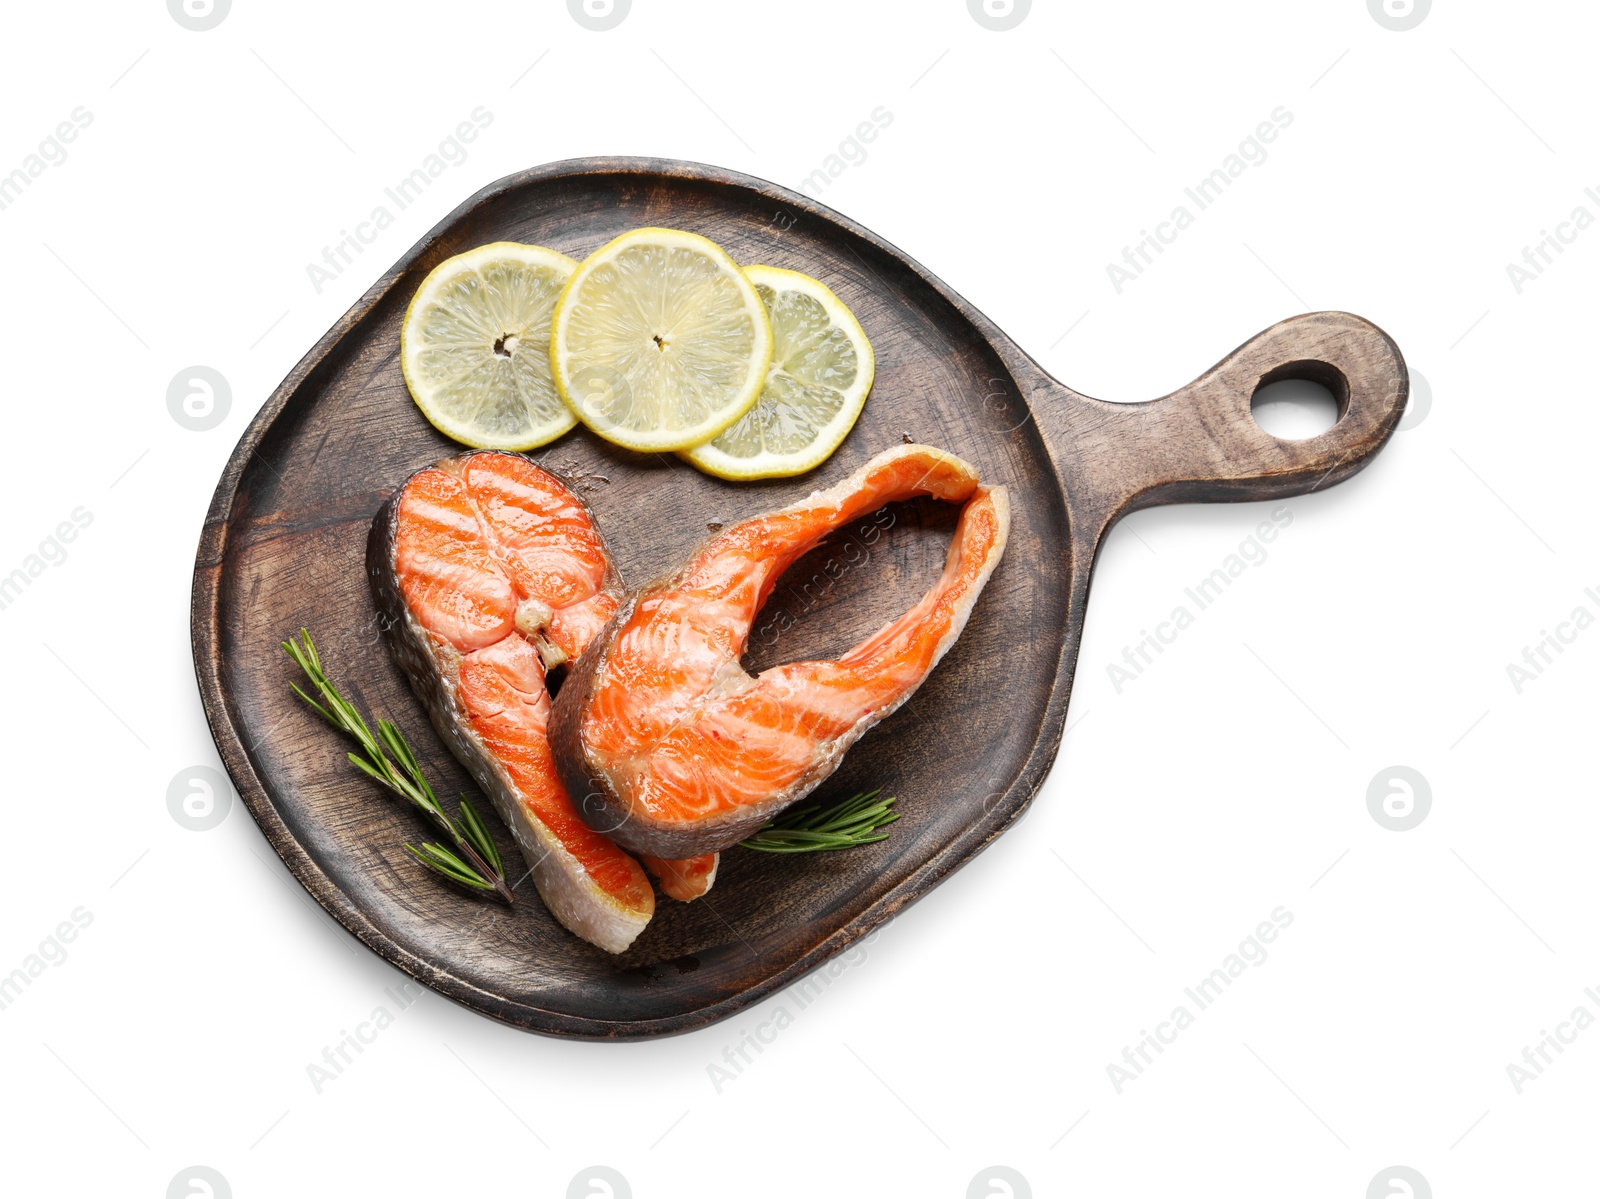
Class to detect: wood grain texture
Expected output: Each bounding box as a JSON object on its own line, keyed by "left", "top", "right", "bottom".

{"left": 190, "top": 158, "right": 1408, "bottom": 1039}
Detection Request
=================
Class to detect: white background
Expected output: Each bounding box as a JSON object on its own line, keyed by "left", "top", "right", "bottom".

{"left": 0, "top": 1, "right": 1594, "bottom": 1196}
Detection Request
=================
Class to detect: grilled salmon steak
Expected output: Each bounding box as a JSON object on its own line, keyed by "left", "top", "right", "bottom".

{"left": 369, "top": 451, "right": 715, "bottom": 954}
{"left": 550, "top": 444, "right": 1010, "bottom": 858}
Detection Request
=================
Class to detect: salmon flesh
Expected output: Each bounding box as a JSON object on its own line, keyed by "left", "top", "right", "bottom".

{"left": 549, "top": 444, "right": 1011, "bottom": 858}
{"left": 368, "top": 451, "right": 715, "bottom": 954}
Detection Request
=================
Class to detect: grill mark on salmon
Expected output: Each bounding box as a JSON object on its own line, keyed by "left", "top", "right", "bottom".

{"left": 369, "top": 450, "right": 716, "bottom": 952}
{"left": 550, "top": 443, "right": 1011, "bottom": 858}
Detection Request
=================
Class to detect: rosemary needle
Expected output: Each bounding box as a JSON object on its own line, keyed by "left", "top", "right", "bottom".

{"left": 282, "top": 629, "right": 513, "bottom": 904}
{"left": 739, "top": 788, "right": 900, "bottom": 854}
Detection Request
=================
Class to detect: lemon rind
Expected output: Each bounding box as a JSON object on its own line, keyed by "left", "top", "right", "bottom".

{"left": 549, "top": 227, "right": 774, "bottom": 454}
{"left": 680, "top": 264, "right": 875, "bottom": 480}
{"left": 400, "top": 241, "right": 580, "bottom": 451}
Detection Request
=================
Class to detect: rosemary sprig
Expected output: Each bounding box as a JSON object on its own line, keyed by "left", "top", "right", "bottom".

{"left": 739, "top": 788, "right": 899, "bottom": 854}
{"left": 282, "top": 629, "right": 513, "bottom": 904}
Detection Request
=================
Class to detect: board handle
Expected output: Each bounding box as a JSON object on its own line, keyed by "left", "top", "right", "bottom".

{"left": 1048, "top": 311, "right": 1407, "bottom": 531}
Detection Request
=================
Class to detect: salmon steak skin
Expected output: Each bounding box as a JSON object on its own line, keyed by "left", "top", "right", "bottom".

{"left": 368, "top": 451, "right": 715, "bottom": 955}
{"left": 549, "top": 443, "right": 1011, "bottom": 859}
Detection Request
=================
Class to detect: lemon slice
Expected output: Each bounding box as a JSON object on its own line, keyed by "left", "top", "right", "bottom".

{"left": 550, "top": 228, "right": 772, "bottom": 453}
{"left": 681, "top": 265, "right": 875, "bottom": 480}
{"left": 401, "top": 242, "right": 578, "bottom": 450}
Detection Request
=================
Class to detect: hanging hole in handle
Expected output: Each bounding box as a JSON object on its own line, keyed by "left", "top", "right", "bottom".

{"left": 1249, "top": 360, "right": 1350, "bottom": 440}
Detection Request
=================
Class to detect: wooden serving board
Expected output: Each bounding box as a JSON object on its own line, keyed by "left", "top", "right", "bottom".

{"left": 191, "top": 158, "right": 1407, "bottom": 1039}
